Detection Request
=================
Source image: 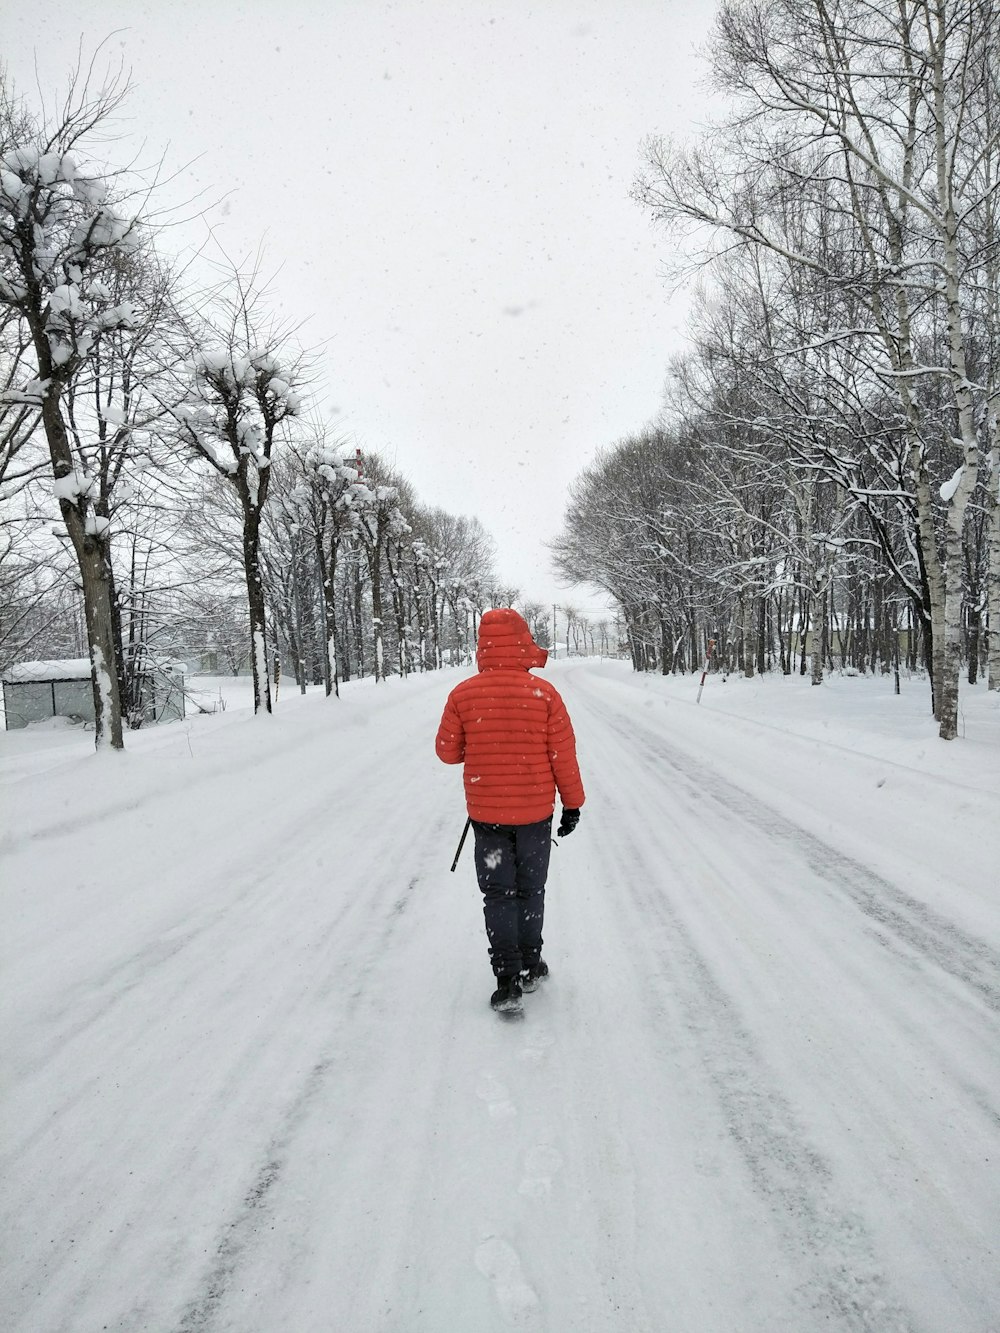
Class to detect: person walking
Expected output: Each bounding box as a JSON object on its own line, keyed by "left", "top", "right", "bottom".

{"left": 435, "top": 607, "right": 585, "bottom": 1013}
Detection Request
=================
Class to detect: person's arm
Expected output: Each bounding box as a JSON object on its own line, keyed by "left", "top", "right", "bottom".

{"left": 435, "top": 692, "right": 466, "bottom": 764}
{"left": 547, "top": 690, "right": 585, "bottom": 809}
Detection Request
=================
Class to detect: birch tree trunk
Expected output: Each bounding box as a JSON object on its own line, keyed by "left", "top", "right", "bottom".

{"left": 741, "top": 597, "right": 755, "bottom": 679}
{"left": 810, "top": 585, "right": 825, "bottom": 687}
{"left": 366, "top": 539, "right": 385, "bottom": 682}
{"left": 986, "top": 408, "right": 1000, "bottom": 690}
{"left": 934, "top": 20, "right": 982, "bottom": 739}
{"left": 321, "top": 535, "right": 339, "bottom": 698}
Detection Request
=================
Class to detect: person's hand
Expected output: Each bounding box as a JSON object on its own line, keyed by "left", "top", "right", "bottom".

{"left": 557, "top": 808, "right": 580, "bottom": 838}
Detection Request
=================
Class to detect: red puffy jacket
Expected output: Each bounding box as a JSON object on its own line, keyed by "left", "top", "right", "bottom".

{"left": 435, "top": 608, "right": 586, "bottom": 824}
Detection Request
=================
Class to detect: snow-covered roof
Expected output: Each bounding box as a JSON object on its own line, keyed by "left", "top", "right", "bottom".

{"left": 3, "top": 658, "right": 92, "bottom": 683}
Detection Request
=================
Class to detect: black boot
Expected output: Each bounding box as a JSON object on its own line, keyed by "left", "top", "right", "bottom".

{"left": 519, "top": 959, "right": 549, "bottom": 992}
{"left": 490, "top": 974, "right": 523, "bottom": 1013}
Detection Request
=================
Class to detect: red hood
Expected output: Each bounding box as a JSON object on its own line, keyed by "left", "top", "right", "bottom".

{"left": 476, "top": 608, "right": 548, "bottom": 672}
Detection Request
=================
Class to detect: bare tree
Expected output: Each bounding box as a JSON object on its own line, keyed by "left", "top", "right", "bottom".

{"left": 302, "top": 432, "right": 368, "bottom": 694}
{"left": 636, "top": 0, "right": 1000, "bottom": 736}
{"left": 172, "top": 266, "right": 307, "bottom": 713}
{"left": 0, "top": 63, "right": 153, "bottom": 747}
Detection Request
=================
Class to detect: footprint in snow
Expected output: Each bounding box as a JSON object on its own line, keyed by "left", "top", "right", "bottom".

{"left": 519, "top": 1025, "right": 555, "bottom": 1063}
{"left": 474, "top": 1235, "right": 539, "bottom": 1319}
{"left": 476, "top": 1072, "right": 517, "bottom": 1118}
{"left": 518, "top": 1144, "right": 564, "bottom": 1198}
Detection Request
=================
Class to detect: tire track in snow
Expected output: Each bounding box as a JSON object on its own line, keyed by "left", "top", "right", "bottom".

{"left": 1, "top": 679, "right": 454, "bottom": 1333}
{"left": 572, "top": 672, "right": 1000, "bottom": 1144}
{"left": 174, "top": 1057, "right": 334, "bottom": 1333}
{"left": 14, "top": 681, "right": 450, "bottom": 1084}
{"left": 579, "top": 694, "right": 918, "bottom": 1332}
{"left": 3, "top": 820, "right": 450, "bottom": 1333}
{"left": 621, "top": 715, "right": 1000, "bottom": 1015}
{"left": 171, "top": 822, "right": 449, "bottom": 1332}
{"left": 11, "top": 767, "right": 403, "bottom": 1095}
{"left": 655, "top": 931, "right": 915, "bottom": 1333}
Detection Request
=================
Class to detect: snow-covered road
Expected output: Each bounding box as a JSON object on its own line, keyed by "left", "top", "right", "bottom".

{"left": 2, "top": 661, "right": 998, "bottom": 1331}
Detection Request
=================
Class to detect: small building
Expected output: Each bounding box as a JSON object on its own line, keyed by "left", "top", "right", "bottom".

{"left": 2, "top": 659, "right": 186, "bottom": 730}
{"left": 2, "top": 658, "right": 95, "bottom": 729}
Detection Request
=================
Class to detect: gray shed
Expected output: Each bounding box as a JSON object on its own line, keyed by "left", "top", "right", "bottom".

{"left": 2, "top": 659, "right": 186, "bottom": 730}
{"left": 2, "top": 658, "right": 95, "bottom": 729}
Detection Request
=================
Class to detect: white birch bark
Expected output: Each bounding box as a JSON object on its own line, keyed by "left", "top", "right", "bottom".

{"left": 741, "top": 597, "right": 755, "bottom": 679}
{"left": 933, "top": 12, "right": 982, "bottom": 739}
{"left": 986, "top": 405, "right": 1000, "bottom": 690}
{"left": 327, "top": 632, "right": 338, "bottom": 698}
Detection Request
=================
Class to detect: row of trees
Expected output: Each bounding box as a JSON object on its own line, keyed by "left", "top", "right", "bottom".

{"left": 553, "top": 425, "right": 957, "bottom": 681}
{"left": 2, "top": 64, "right": 587, "bottom": 748}
{"left": 556, "top": 0, "right": 999, "bottom": 739}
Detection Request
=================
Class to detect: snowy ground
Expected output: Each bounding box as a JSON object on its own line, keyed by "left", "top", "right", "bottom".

{"left": 1, "top": 661, "right": 998, "bottom": 1332}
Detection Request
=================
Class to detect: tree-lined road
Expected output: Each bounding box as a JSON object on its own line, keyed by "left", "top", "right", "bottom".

{"left": 2, "top": 661, "right": 997, "bottom": 1331}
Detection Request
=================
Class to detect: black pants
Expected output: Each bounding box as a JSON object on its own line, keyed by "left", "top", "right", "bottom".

{"left": 472, "top": 818, "right": 553, "bottom": 978}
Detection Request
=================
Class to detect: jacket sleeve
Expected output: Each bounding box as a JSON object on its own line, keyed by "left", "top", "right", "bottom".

{"left": 546, "top": 689, "right": 585, "bottom": 809}
{"left": 435, "top": 691, "right": 466, "bottom": 765}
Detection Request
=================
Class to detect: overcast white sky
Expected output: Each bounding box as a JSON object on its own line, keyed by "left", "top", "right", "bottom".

{"left": 8, "top": 1, "right": 718, "bottom": 613}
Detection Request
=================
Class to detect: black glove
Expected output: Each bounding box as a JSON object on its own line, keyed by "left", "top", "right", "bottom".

{"left": 557, "top": 808, "right": 580, "bottom": 838}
